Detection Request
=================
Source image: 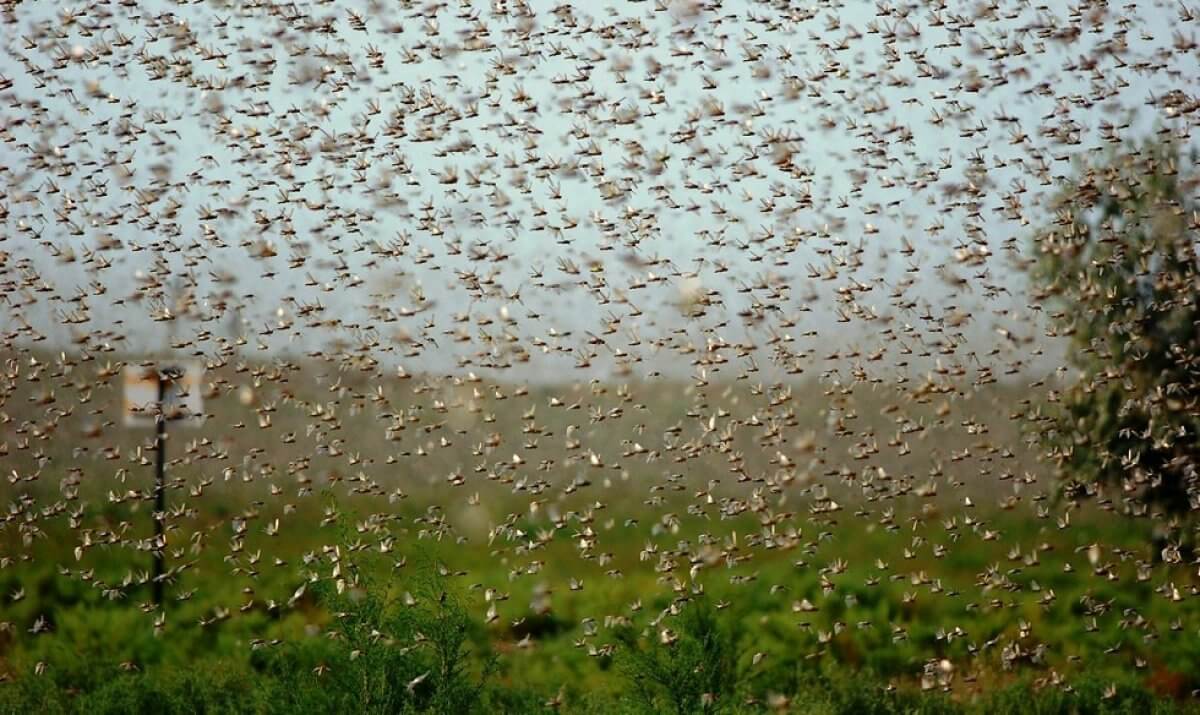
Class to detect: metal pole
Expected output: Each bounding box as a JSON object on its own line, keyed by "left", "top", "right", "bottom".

{"left": 153, "top": 371, "right": 167, "bottom": 606}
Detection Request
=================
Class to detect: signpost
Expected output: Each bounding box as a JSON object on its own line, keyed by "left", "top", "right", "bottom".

{"left": 123, "top": 363, "right": 204, "bottom": 605}
{"left": 123, "top": 363, "right": 204, "bottom": 428}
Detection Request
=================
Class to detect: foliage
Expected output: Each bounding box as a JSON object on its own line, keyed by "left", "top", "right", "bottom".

{"left": 261, "top": 509, "right": 499, "bottom": 714}
{"left": 3, "top": 485, "right": 1200, "bottom": 712}
{"left": 1026, "top": 139, "right": 1200, "bottom": 518}
{"left": 614, "top": 596, "right": 742, "bottom": 714}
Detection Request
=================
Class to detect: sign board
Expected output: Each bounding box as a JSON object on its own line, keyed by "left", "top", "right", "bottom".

{"left": 123, "top": 363, "right": 205, "bottom": 427}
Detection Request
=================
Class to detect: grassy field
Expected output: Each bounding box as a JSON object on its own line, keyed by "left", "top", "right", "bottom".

{"left": 1, "top": 352, "right": 1199, "bottom": 713}
{"left": 2, "top": 502, "right": 1197, "bottom": 713}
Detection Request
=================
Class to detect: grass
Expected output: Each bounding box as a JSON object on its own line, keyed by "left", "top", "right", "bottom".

{"left": 3, "top": 496, "right": 1198, "bottom": 713}
{"left": 2, "top": 351, "right": 1199, "bottom": 711}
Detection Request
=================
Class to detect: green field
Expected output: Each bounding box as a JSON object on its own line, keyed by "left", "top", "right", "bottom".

{"left": 1, "top": 355, "right": 1198, "bottom": 713}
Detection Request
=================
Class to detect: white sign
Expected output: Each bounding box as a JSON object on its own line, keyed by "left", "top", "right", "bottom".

{"left": 123, "top": 363, "right": 205, "bottom": 427}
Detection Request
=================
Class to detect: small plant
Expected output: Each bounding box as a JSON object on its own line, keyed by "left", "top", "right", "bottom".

{"left": 614, "top": 596, "right": 741, "bottom": 714}
{"left": 284, "top": 502, "right": 498, "bottom": 714}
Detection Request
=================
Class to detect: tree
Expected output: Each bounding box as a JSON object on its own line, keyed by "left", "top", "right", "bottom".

{"left": 1026, "top": 140, "right": 1200, "bottom": 520}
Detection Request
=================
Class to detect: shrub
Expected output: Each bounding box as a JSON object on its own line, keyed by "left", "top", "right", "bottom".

{"left": 1024, "top": 140, "right": 1200, "bottom": 520}
{"left": 614, "top": 596, "right": 740, "bottom": 714}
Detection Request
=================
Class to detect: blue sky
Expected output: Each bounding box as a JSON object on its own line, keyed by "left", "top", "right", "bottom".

{"left": 0, "top": 0, "right": 1196, "bottom": 382}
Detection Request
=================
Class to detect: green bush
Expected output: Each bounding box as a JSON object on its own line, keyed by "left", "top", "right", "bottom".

{"left": 1025, "top": 140, "right": 1200, "bottom": 519}
{"left": 614, "top": 596, "right": 741, "bottom": 714}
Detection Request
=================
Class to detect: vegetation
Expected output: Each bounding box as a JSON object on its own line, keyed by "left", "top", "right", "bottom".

{"left": 2, "top": 490, "right": 1200, "bottom": 713}
{"left": 1026, "top": 141, "right": 1200, "bottom": 519}
{"left": 614, "top": 597, "right": 741, "bottom": 714}
{"left": 2, "top": 352, "right": 1199, "bottom": 712}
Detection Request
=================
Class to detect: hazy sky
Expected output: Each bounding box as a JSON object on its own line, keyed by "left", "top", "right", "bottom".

{"left": 1, "top": 0, "right": 1196, "bottom": 382}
